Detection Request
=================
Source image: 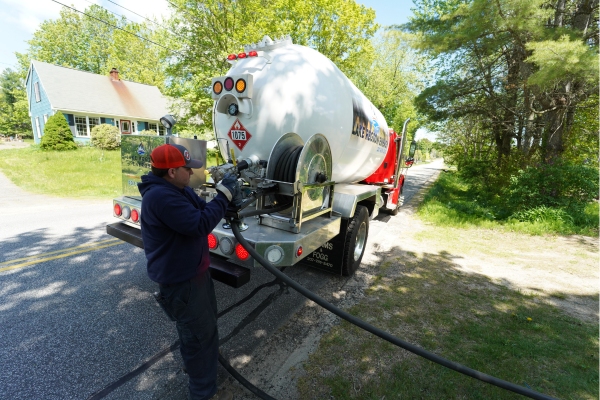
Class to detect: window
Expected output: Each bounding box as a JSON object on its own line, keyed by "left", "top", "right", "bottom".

{"left": 132, "top": 121, "right": 137, "bottom": 134}
{"left": 75, "top": 116, "right": 87, "bottom": 136}
{"left": 35, "top": 117, "right": 41, "bottom": 138}
{"left": 43, "top": 114, "right": 48, "bottom": 123}
{"left": 88, "top": 117, "right": 100, "bottom": 133}
{"left": 148, "top": 123, "right": 158, "bottom": 134}
{"left": 159, "top": 125, "right": 166, "bottom": 135}
{"left": 34, "top": 82, "right": 41, "bottom": 102}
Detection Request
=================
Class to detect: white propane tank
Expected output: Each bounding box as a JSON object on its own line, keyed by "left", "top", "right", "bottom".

{"left": 212, "top": 35, "right": 390, "bottom": 183}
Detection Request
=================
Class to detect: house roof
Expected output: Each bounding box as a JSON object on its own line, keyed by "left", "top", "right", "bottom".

{"left": 28, "top": 60, "right": 169, "bottom": 120}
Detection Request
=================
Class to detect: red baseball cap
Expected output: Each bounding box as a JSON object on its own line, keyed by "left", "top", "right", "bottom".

{"left": 150, "top": 144, "right": 203, "bottom": 169}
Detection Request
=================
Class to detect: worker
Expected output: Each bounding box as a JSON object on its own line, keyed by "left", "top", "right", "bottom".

{"left": 138, "top": 143, "right": 237, "bottom": 400}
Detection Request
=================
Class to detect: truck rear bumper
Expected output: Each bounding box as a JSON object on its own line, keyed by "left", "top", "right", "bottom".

{"left": 106, "top": 222, "right": 251, "bottom": 288}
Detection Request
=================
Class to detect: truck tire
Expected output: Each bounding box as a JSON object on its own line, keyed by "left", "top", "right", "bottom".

{"left": 341, "top": 205, "right": 369, "bottom": 276}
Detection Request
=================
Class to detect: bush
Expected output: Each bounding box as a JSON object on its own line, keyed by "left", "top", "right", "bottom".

{"left": 507, "top": 162, "right": 599, "bottom": 212}
{"left": 137, "top": 129, "right": 158, "bottom": 136}
{"left": 91, "top": 124, "right": 121, "bottom": 150}
{"left": 40, "top": 112, "right": 77, "bottom": 151}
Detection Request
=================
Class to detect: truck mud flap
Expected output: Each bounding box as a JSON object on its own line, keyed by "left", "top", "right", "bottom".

{"left": 106, "top": 222, "right": 251, "bottom": 288}
{"left": 298, "top": 218, "right": 348, "bottom": 275}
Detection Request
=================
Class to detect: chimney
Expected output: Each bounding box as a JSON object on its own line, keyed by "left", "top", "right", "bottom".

{"left": 110, "top": 68, "right": 120, "bottom": 81}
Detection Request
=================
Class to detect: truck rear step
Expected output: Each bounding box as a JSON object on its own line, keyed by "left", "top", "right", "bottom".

{"left": 106, "top": 222, "right": 251, "bottom": 288}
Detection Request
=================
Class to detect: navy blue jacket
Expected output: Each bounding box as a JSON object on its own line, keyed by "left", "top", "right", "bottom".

{"left": 138, "top": 173, "right": 229, "bottom": 284}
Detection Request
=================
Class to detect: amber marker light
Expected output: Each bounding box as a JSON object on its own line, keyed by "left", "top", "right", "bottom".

{"left": 213, "top": 81, "right": 223, "bottom": 95}
{"left": 235, "top": 79, "right": 246, "bottom": 93}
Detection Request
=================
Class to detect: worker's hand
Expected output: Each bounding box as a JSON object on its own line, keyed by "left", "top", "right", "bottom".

{"left": 216, "top": 172, "right": 240, "bottom": 202}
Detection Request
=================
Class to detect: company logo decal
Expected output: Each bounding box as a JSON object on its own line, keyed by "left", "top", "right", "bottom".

{"left": 183, "top": 150, "right": 191, "bottom": 160}
{"left": 227, "top": 119, "right": 252, "bottom": 151}
{"left": 351, "top": 98, "right": 388, "bottom": 150}
{"left": 137, "top": 143, "right": 145, "bottom": 155}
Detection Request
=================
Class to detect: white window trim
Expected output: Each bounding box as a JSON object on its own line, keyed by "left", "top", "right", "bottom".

{"left": 34, "top": 82, "right": 41, "bottom": 102}
{"left": 43, "top": 114, "right": 48, "bottom": 123}
{"left": 35, "top": 117, "right": 41, "bottom": 138}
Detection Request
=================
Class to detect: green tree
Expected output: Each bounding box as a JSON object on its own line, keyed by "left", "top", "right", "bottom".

{"left": 351, "top": 30, "right": 427, "bottom": 134}
{"left": 18, "top": 5, "right": 166, "bottom": 89}
{"left": 40, "top": 112, "right": 78, "bottom": 151}
{"left": 0, "top": 68, "right": 32, "bottom": 137}
{"left": 165, "top": 0, "right": 379, "bottom": 129}
{"left": 407, "top": 0, "right": 598, "bottom": 167}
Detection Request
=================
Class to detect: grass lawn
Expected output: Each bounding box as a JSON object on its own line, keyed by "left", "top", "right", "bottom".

{"left": 298, "top": 238, "right": 598, "bottom": 399}
{"left": 0, "top": 146, "right": 121, "bottom": 198}
{"left": 298, "top": 169, "right": 598, "bottom": 400}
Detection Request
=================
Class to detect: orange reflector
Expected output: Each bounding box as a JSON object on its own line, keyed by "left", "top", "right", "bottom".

{"left": 213, "top": 81, "right": 223, "bottom": 95}
{"left": 208, "top": 234, "right": 218, "bottom": 250}
{"left": 131, "top": 209, "right": 139, "bottom": 223}
{"left": 235, "top": 243, "right": 250, "bottom": 261}
{"left": 235, "top": 79, "right": 246, "bottom": 93}
{"left": 114, "top": 203, "right": 122, "bottom": 216}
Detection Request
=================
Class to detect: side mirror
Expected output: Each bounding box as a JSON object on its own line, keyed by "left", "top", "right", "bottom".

{"left": 408, "top": 141, "right": 417, "bottom": 158}
{"left": 405, "top": 157, "right": 414, "bottom": 167}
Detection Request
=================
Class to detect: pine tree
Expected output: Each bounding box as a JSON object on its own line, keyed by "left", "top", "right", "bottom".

{"left": 40, "top": 112, "right": 77, "bottom": 151}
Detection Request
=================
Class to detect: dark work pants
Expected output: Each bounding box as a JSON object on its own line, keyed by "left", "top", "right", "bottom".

{"left": 159, "top": 270, "right": 218, "bottom": 400}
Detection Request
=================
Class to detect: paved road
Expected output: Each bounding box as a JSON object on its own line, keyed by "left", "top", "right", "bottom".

{"left": 0, "top": 159, "right": 444, "bottom": 400}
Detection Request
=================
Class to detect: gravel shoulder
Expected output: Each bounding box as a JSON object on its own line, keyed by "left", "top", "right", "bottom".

{"left": 225, "top": 162, "right": 599, "bottom": 399}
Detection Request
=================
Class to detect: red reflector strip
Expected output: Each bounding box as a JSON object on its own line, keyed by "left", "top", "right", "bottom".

{"left": 235, "top": 244, "right": 250, "bottom": 260}
{"left": 208, "top": 234, "right": 218, "bottom": 250}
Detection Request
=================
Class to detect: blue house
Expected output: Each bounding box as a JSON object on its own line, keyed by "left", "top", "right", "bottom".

{"left": 25, "top": 61, "right": 171, "bottom": 144}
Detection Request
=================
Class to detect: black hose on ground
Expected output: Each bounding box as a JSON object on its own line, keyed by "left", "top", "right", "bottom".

{"left": 230, "top": 220, "right": 558, "bottom": 400}
{"left": 218, "top": 354, "right": 277, "bottom": 400}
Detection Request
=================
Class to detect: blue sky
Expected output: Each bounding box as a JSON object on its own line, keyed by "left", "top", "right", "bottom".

{"left": 0, "top": 0, "right": 416, "bottom": 69}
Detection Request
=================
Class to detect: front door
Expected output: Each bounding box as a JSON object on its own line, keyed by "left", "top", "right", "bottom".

{"left": 120, "top": 120, "right": 131, "bottom": 134}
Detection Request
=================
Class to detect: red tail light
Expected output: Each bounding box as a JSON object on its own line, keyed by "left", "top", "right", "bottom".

{"left": 238, "top": 52, "right": 247, "bottom": 59}
{"left": 248, "top": 50, "right": 258, "bottom": 57}
{"left": 131, "top": 209, "right": 139, "bottom": 223}
{"left": 235, "top": 243, "right": 250, "bottom": 261}
{"left": 296, "top": 246, "right": 303, "bottom": 257}
{"left": 114, "top": 203, "right": 122, "bottom": 216}
{"left": 208, "top": 233, "right": 218, "bottom": 250}
{"left": 227, "top": 54, "right": 237, "bottom": 60}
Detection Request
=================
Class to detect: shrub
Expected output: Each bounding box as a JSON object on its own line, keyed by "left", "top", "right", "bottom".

{"left": 507, "top": 162, "right": 599, "bottom": 212}
{"left": 137, "top": 129, "right": 158, "bottom": 136}
{"left": 40, "top": 112, "right": 77, "bottom": 151}
{"left": 91, "top": 124, "right": 121, "bottom": 150}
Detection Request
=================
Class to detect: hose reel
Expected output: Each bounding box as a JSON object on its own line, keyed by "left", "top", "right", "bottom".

{"left": 261, "top": 132, "right": 334, "bottom": 233}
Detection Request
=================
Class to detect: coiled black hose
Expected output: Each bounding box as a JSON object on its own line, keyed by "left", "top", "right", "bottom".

{"left": 230, "top": 220, "right": 557, "bottom": 400}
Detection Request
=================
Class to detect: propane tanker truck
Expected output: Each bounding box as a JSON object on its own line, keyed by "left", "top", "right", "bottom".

{"left": 107, "top": 35, "right": 416, "bottom": 288}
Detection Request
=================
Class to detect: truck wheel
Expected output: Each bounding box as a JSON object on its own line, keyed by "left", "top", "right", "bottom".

{"left": 341, "top": 205, "right": 369, "bottom": 277}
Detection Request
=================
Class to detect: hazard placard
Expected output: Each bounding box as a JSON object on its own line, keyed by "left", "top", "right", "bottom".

{"left": 227, "top": 119, "right": 252, "bottom": 151}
